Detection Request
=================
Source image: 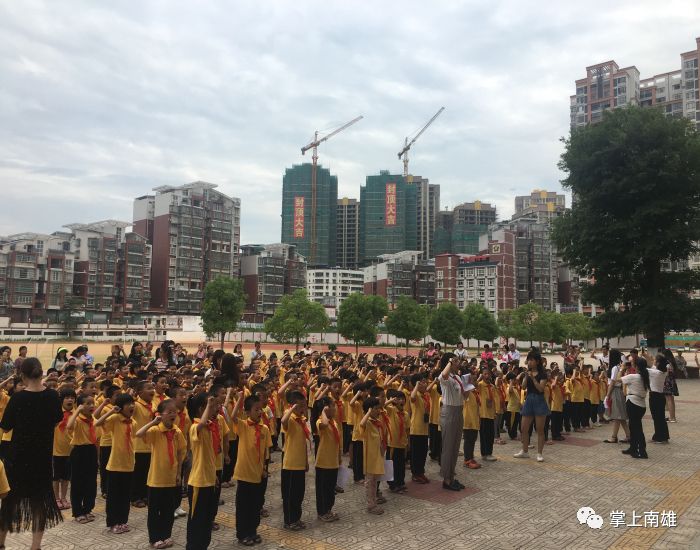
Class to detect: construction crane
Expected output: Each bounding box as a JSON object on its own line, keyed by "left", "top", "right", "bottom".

{"left": 301, "top": 115, "right": 363, "bottom": 264}
{"left": 398, "top": 107, "right": 445, "bottom": 177}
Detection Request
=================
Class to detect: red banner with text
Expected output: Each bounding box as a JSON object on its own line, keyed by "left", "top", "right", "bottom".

{"left": 294, "top": 196, "right": 304, "bottom": 238}
{"left": 385, "top": 183, "right": 396, "bottom": 226}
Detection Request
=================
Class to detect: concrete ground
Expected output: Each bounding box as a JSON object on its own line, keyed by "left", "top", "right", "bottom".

{"left": 4, "top": 380, "right": 700, "bottom": 550}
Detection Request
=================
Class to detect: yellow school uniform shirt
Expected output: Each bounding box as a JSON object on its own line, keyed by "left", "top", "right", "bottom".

{"left": 589, "top": 380, "right": 600, "bottom": 405}
{"left": 564, "top": 379, "right": 573, "bottom": 401}
{"left": 133, "top": 398, "right": 155, "bottom": 453}
{"left": 428, "top": 386, "right": 441, "bottom": 425}
{"left": 582, "top": 377, "right": 591, "bottom": 400}
{"left": 410, "top": 391, "right": 430, "bottom": 436}
{"left": 495, "top": 383, "right": 506, "bottom": 415}
{"left": 0, "top": 460, "right": 9, "bottom": 495}
{"left": 549, "top": 384, "right": 565, "bottom": 413}
{"left": 104, "top": 414, "right": 135, "bottom": 472}
{"left": 477, "top": 381, "right": 496, "bottom": 420}
{"left": 315, "top": 418, "right": 341, "bottom": 469}
{"left": 261, "top": 404, "right": 276, "bottom": 437}
{"left": 233, "top": 420, "right": 271, "bottom": 484}
{"left": 543, "top": 384, "right": 552, "bottom": 409}
{"left": 0, "top": 391, "right": 9, "bottom": 421}
{"left": 462, "top": 392, "right": 480, "bottom": 431}
{"left": 188, "top": 419, "right": 218, "bottom": 487}
{"left": 386, "top": 405, "right": 409, "bottom": 449}
{"left": 350, "top": 401, "right": 363, "bottom": 441}
{"left": 570, "top": 378, "right": 584, "bottom": 403}
{"left": 143, "top": 424, "right": 187, "bottom": 487}
{"left": 71, "top": 414, "right": 97, "bottom": 446}
{"left": 360, "top": 420, "right": 385, "bottom": 476}
{"left": 282, "top": 413, "right": 309, "bottom": 471}
{"left": 53, "top": 410, "right": 73, "bottom": 457}
{"left": 176, "top": 409, "right": 192, "bottom": 444}
{"left": 99, "top": 404, "right": 114, "bottom": 447}
{"left": 225, "top": 401, "right": 238, "bottom": 441}
{"left": 598, "top": 379, "right": 608, "bottom": 401}
{"left": 506, "top": 385, "right": 521, "bottom": 413}
{"left": 153, "top": 392, "right": 168, "bottom": 410}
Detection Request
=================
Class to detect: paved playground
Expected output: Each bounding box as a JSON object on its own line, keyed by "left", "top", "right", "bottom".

{"left": 3, "top": 381, "right": 699, "bottom": 549}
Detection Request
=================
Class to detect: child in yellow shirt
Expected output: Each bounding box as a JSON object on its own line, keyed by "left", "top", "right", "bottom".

{"left": 96, "top": 384, "right": 120, "bottom": 499}
{"left": 281, "top": 390, "right": 310, "bottom": 530}
{"left": 386, "top": 389, "right": 409, "bottom": 492}
{"left": 136, "top": 399, "right": 187, "bottom": 549}
{"left": 477, "top": 369, "right": 497, "bottom": 462}
{"left": 549, "top": 373, "right": 566, "bottom": 441}
{"left": 505, "top": 372, "right": 521, "bottom": 441}
{"left": 410, "top": 373, "right": 434, "bottom": 483}
{"left": 349, "top": 382, "right": 368, "bottom": 483}
{"left": 315, "top": 397, "right": 342, "bottom": 522}
{"left": 66, "top": 394, "right": 98, "bottom": 523}
{"left": 359, "top": 396, "right": 386, "bottom": 514}
{"left": 132, "top": 381, "right": 156, "bottom": 507}
{"left": 53, "top": 388, "right": 75, "bottom": 511}
{"left": 462, "top": 378, "right": 480, "bottom": 469}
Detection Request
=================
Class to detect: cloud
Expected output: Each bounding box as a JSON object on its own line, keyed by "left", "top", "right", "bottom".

{"left": 0, "top": 0, "right": 698, "bottom": 244}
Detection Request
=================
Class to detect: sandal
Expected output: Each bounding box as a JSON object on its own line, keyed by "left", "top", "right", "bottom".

{"left": 252, "top": 535, "right": 262, "bottom": 543}
{"left": 295, "top": 520, "right": 307, "bottom": 529}
{"left": 283, "top": 523, "right": 302, "bottom": 531}
{"left": 619, "top": 439, "right": 630, "bottom": 444}
{"left": 260, "top": 508, "right": 270, "bottom": 518}
{"left": 133, "top": 500, "right": 147, "bottom": 508}
{"left": 164, "top": 539, "right": 174, "bottom": 548}
{"left": 75, "top": 516, "right": 91, "bottom": 524}
{"left": 239, "top": 538, "right": 255, "bottom": 546}
{"left": 367, "top": 506, "right": 384, "bottom": 515}
{"left": 319, "top": 513, "right": 335, "bottom": 523}
{"left": 603, "top": 438, "right": 618, "bottom": 443}
{"left": 212, "top": 522, "right": 220, "bottom": 531}
{"left": 152, "top": 541, "right": 168, "bottom": 549}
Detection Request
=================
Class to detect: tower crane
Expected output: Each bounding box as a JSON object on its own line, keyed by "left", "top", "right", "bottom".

{"left": 301, "top": 115, "right": 363, "bottom": 264}
{"left": 397, "top": 107, "right": 445, "bottom": 177}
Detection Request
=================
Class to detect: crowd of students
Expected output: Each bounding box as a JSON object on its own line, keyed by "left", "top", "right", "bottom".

{"left": 0, "top": 339, "right": 682, "bottom": 549}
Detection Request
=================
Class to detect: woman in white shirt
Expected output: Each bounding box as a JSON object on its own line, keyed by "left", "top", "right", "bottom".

{"left": 648, "top": 355, "right": 669, "bottom": 443}
{"left": 620, "top": 357, "right": 651, "bottom": 459}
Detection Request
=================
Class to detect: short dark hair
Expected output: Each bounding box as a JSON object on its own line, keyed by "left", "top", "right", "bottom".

{"left": 19, "top": 357, "right": 43, "bottom": 380}
{"left": 157, "top": 399, "right": 175, "bottom": 414}
{"left": 362, "top": 396, "right": 379, "bottom": 413}
{"left": 114, "top": 393, "right": 134, "bottom": 410}
{"left": 244, "top": 394, "right": 261, "bottom": 412}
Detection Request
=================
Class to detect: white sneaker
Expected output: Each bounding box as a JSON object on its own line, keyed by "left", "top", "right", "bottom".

{"left": 536, "top": 454, "right": 544, "bottom": 462}
{"left": 594, "top": 423, "right": 602, "bottom": 427}
{"left": 174, "top": 507, "right": 187, "bottom": 518}
{"left": 483, "top": 455, "right": 497, "bottom": 462}
{"left": 513, "top": 450, "right": 529, "bottom": 459}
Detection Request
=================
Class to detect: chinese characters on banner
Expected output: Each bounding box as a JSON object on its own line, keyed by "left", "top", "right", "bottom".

{"left": 293, "top": 196, "right": 304, "bottom": 238}
{"left": 385, "top": 183, "right": 397, "bottom": 226}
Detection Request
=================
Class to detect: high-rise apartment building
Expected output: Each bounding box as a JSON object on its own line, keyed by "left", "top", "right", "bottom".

{"left": 513, "top": 190, "right": 566, "bottom": 223}
{"left": 240, "top": 243, "right": 306, "bottom": 321}
{"left": 336, "top": 198, "right": 359, "bottom": 269}
{"left": 281, "top": 164, "right": 337, "bottom": 267}
{"left": 133, "top": 182, "right": 241, "bottom": 314}
{"left": 362, "top": 250, "right": 431, "bottom": 308}
{"left": 433, "top": 201, "right": 497, "bottom": 256}
{"left": 410, "top": 176, "right": 440, "bottom": 260}
{"left": 571, "top": 37, "right": 700, "bottom": 130}
{"left": 359, "top": 171, "right": 417, "bottom": 265}
{"left": 306, "top": 267, "right": 364, "bottom": 308}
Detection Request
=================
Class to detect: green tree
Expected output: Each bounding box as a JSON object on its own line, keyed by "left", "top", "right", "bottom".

{"left": 62, "top": 297, "right": 85, "bottom": 337}
{"left": 553, "top": 107, "right": 700, "bottom": 349}
{"left": 429, "top": 302, "right": 464, "bottom": 346}
{"left": 337, "top": 293, "right": 388, "bottom": 354}
{"left": 498, "top": 309, "right": 517, "bottom": 345}
{"left": 540, "top": 311, "right": 567, "bottom": 347}
{"left": 512, "top": 303, "right": 548, "bottom": 346}
{"left": 385, "top": 296, "right": 428, "bottom": 353}
{"left": 462, "top": 303, "right": 499, "bottom": 347}
{"left": 264, "top": 289, "right": 330, "bottom": 351}
{"left": 562, "top": 313, "right": 595, "bottom": 345}
{"left": 200, "top": 276, "right": 246, "bottom": 350}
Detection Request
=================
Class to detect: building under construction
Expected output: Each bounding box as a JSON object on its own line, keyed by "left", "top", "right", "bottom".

{"left": 433, "top": 201, "right": 497, "bottom": 255}
{"left": 281, "top": 163, "right": 337, "bottom": 268}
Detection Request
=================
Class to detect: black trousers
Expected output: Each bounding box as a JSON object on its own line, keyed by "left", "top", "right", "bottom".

{"left": 236, "top": 480, "right": 263, "bottom": 541}
{"left": 563, "top": 401, "right": 572, "bottom": 432}
{"left": 581, "top": 400, "right": 591, "bottom": 427}
{"left": 313, "top": 435, "right": 320, "bottom": 457}
{"left": 186, "top": 485, "right": 217, "bottom": 550}
{"left": 342, "top": 423, "right": 352, "bottom": 454}
{"left": 352, "top": 440, "right": 364, "bottom": 481}
{"left": 281, "top": 469, "right": 305, "bottom": 525}
{"left": 649, "top": 392, "right": 669, "bottom": 442}
{"left": 70, "top": 444, "right": 97, "bottom": 517}
{"left": 131, "top": 452, "right": 151, "bottom": 502}
{"left": 479, "top": 418, "right": 494, "bottom": 457}
{"left": 428, "top": 423, "right": 441, "bottom": 461}
{"left": 410, "top": 434, "right": 428, "bottom": 476}
{"left": 626, "top": 400, "right": 647, "bottom": 457}
{"left": 463, "top": 429, "right": 478, "bottom": 461}
{"left": 571, "top": 402, "right": 584, "bottom": 429}
{"left": 505, "top": 411, "right": 520, "bottom": 439}
{"left": 386, "top": 447, "right": 406, "bottom": 488}
{"left": 147, "top": 486, "right": 178, "bottom": 543}
{"left": 551, "top": 411, "right": 564, "bottom": 438}
{"left": 214, "top": 470, "right": 222, "bottom": 521}
{"left": 106, "top": 471, "right": 132, "bottom": 527}
{"left": 99, "top": 445, "right": 111, "bottom": 496}
{"left": 315, "top": 467, "right": 338, "bottom": 515}
{"left": 222, "top": 440, "right": 237, "bottom": 482}
{"left": 590, "top": 401, "right": 599, "bottom": 424}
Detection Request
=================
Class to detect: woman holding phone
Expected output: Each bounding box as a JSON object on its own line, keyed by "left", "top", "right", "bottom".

{"left": 514, "top": 349, "right": 549, "bottom": 463}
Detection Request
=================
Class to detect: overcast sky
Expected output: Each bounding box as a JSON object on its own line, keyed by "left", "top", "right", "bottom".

{"left": 1, "top": 1, "right": 699, "bottom": 244}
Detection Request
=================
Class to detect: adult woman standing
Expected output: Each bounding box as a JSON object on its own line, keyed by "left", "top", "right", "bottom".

{"left": 648, "top": 355, "right": 669, "bottom": 444}
{"left": 603, "top": 350, "right": 631, "bottom": 444}
{"left": 662, "top": 349, "right": 678, "bottom": 423}
{"left": 514, "top": 350, "right": 549, "bottom": 463}
{"left": 438, "top": 353, "right": 466, "bottom": 491}
{"left": 621, "top": 357, "right": 650, "bottom": 459}
{"left": 0, "top": 358, "right": 63, "bottom": 550}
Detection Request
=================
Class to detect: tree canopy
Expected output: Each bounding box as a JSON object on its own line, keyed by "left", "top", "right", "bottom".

{"left": 429, "top": 302, "right": 464, "bottom": 346}
{"left": 337, "top": 293, "right": 388, "bottom": 353}
{"left": 200, "top": 276, "right": 246, "bottom": 349}
{"left": 385, "top": 296, "right": 428, "bottom": 352}
{"left": 264, "top": 289, "right": 330, "bottom": 351}
{"left": 462, "top": 303, "right": 499, "bottom": 345}
{"left": 553, "top": 107, "right": 700, "bottom": 348}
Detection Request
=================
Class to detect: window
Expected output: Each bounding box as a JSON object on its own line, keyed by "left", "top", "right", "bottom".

{"left": 437, "top": 290, "right": 443, "bottom": 300}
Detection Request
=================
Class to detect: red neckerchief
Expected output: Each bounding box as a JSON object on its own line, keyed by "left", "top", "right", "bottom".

{"left": 58, "top": 410, "right": 71, "bottom": 432}
{"left": 329, "top": 419, "right": 340, "bottom": 446}
{"left": 208, "top": 418, "right": 221, "bottom": 455}
{"left": 380, "top": 409, "right": 391, "bottom": 438}
{"left": 473, "top": 390, "right": 482, "bottom": 407}
{"left": 268, "top": 397, "right": 276, "bottom": 416}
{"left": 164, "top": 428, "right": 176, "bottom": 466}
{"left": 335, "top": 398, "right": 344, "bottom": 423}
{"left": 370, "top": 418, "right": 387, "bottom": 449}
{"left": 246, "top": 419, "right": 262, "bottom": 462}
{"left": 122, "top": 417, "right": 133, "bottom": 452}
{"left": 452, "top": 374, "right": 464, "bottom": 391}
{"left": 421, "top": 392, "right": 431, "bottom": 416}
{"left": 497, "top": 384, "right": 506, "bottom": 404}
{"left": 137, "top": 398, "right": 154, "bottom": 419}
{"left": 79, "top": 415, "right": 97, "bottom": 445}
{"left": 295, "top": 416, "right": 311, "bottom": 440}
{"left": 177, "top": 410, "right": 187, "bottom": 432}
{"left": 397, "top": 410, "right": 406, "bottom": 439}
{"left": 558, "top": 383, "right": 565, "bottom": 398}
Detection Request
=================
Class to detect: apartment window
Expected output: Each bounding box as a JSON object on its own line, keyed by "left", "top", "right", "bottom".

{"left": 436, "top": 291, "right": 443, "bottom": 300}
{"left": 467, "top": 291, "right": 474, "bottom": 300}
{"left": 14, "top": 295, "right": 33, "bottom": 304}
{"left": 467, "top": 280, "right": 474, "bottom": 288}
{"left": 50, "top": 271, "right": 61, "bottom": 282}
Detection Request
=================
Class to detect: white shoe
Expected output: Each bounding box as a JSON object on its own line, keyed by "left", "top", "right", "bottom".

{"left": 483, "top": 455, "right": 497, "bottom": 462}
{"left": 513, "top": 450, "right": 529, "bottom": 459}
{"left": 594, "top": 423, "right": 602, "bottom": 427}
{"left": 528, "top": 444, "right": 535, "bottom": 449}
{"left": 536, "top": 454, "right": 544, "bottom": 462}
{"left": 174, "top": 507, "right": 187, "bottom": 518}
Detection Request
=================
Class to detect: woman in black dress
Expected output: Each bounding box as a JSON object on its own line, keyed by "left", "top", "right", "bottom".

{"left": 0, "top": 357, "right": 63, "bottom": 550}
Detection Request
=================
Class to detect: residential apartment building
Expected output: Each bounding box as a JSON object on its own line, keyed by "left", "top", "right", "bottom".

{"left": 306, "top": 268, "right": 364, "bottom": 308}
{"left": 362, "top": 250, "right": 430, "bottom": 308}
{"left": 336, "top": 198, "right": 359, "bottom": 270}
{"left": 240, "top": 243, "right": 306, "bottom": 320}
{"left": 513, "top": 190, "right": 566, "bottom": 223}
{"left": 571, "top": 37, "right": 700, "bottom": 130}
{"left": 410, "top": 176, "right": 440, "bottom": 260}
{"left": 281, "top": 164, "right": 337, "bottom": 267}
{"left": 133, "top": 182, "right": 241, "bottom": 314}
{"left": 433, "top": 201, "right": 497, "bottom": 255}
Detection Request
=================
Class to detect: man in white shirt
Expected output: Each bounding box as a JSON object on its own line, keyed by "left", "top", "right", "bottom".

{"left": 507, "top": 344, "right": 520, "bottom": 365}
{"left": 591, "top": 344, "right": 610, "bottom": 373}
{"left": 302, "top": 342, "right": 313, "bottom": 356}
{"left": 454, "top": 342, "right": 468, "bottom": 360}
{"left": 250, "top": 341, "right": 263, "bottom": 362}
